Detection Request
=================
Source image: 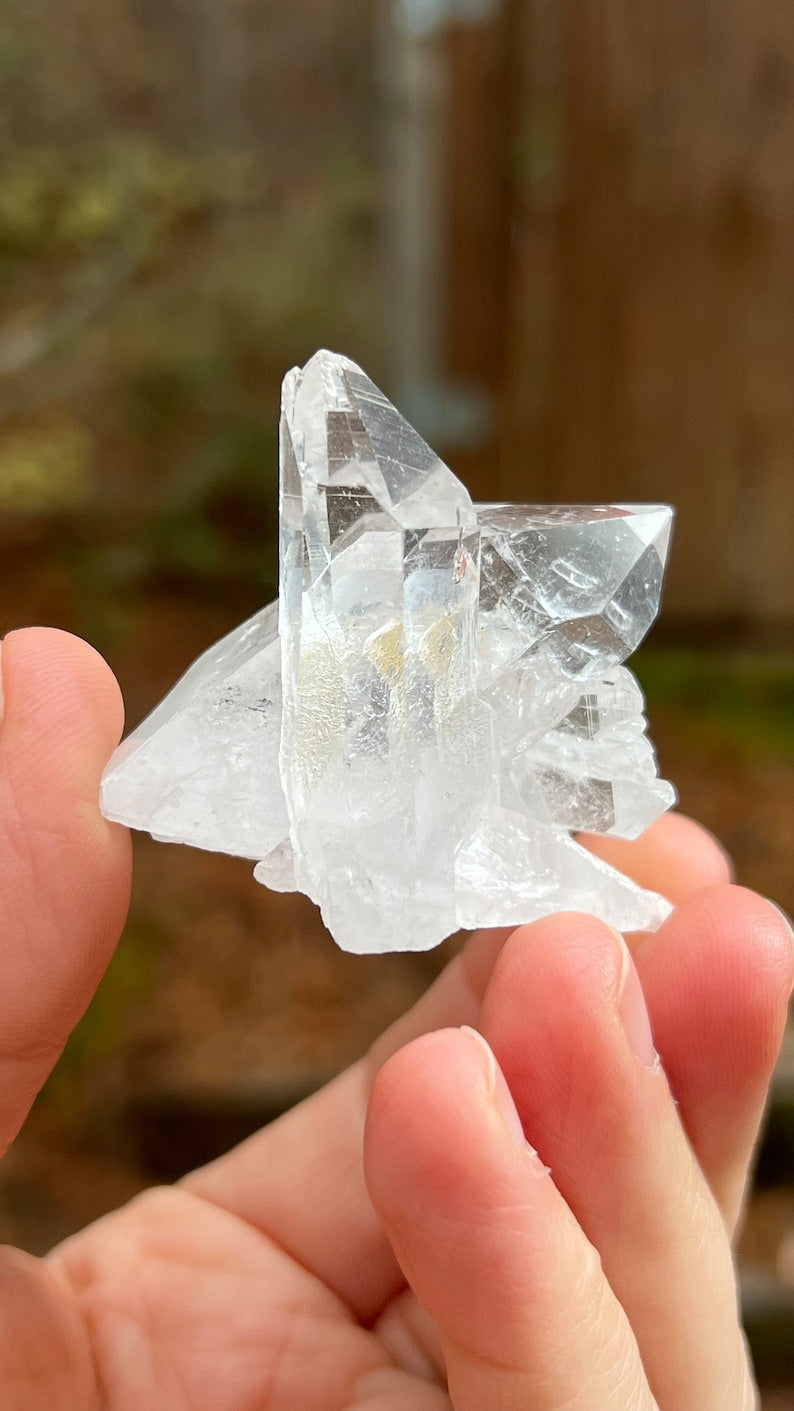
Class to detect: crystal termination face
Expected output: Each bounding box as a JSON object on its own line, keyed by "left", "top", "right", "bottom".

{"left": 101, "top": 350, "right": 676, "bottom": 954}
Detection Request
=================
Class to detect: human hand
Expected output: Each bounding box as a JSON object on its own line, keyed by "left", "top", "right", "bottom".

{"left": 1, "top": 627, "right": 791, "bottom": 1410}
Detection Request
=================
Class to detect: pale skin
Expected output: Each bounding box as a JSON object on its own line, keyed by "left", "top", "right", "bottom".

{"left": 0, "top": 628, "right": 792, "bottom": 1410}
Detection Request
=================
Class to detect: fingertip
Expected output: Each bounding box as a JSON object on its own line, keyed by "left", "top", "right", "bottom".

{"left": 366, "top": 1028, "right": 487, "bottom": 1200}
{"left": 489, "top": 912, "right": 625, "bottom": 1014}
{"left": 366, "top": 1026, "right": 534, "bottom": 1237}
{"left": 658, "top": 882, "right": 793, "bottom": 996}
{"left": 0, "top": 628, "right": 132, "bottom": 943}
{"left": 582, "top": 812, "right": 734, "bottom": 904}
{"left": 658, "top": 813, "right": 735, "bottom": 887}
{"left": 479, "top": 914, "right": 645, "bottom": 1147}
{"left": 755, "top": 894, "right": 794, "bottom": 995}
{"left": 3, "top": 625, "right": 126, "bottom": 733}
{"left": 641, "top": 883, "right": 793, "bottom": 1089}
{"left": 708, "top": 884, "right": 794, "bottom": 1032}
{"left": 1, "top": 628, "right": 125, "bottom": 778}
{"left": 365, "top": 1024, "right": 629, "bottom": 1400}
{"left": 633, "top": 883, "right": 793, "bottom": 1231}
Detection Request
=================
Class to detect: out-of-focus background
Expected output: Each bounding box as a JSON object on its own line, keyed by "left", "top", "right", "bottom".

{"left": 0, "top": 0, "right": 792, "bottom": 1399}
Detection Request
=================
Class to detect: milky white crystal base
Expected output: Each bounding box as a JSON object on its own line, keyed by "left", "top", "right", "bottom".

{"left": 101, "top": 350, "right": 676, "bottom": 954}
{"left": 101, "top": 603, "right": 286, "bottom": 861}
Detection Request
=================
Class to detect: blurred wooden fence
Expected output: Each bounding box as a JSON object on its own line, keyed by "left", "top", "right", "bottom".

{"left": 393, "top": 0, "right": 794, "bottom": 625}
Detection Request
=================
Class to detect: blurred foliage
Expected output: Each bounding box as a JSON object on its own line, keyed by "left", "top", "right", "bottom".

{"left": 0, "top": 132, "right": 379, "bottom": 642}
{"left": 0, "top": 140, "right": 273, "bottom": 277}
{"left": 0, "top": 143, "right": 184, "bottom": 262}
{"left": 0, "top": 0, "right": 179, "bottom": 150}
{"left": 0, "top": 419, "right": 92, "bottom": 511}
{"left": 0, "top": 0, "right": 377, "bottom": 653}
{"left": 635, "top": 649, "right": 794, "bottom": 761}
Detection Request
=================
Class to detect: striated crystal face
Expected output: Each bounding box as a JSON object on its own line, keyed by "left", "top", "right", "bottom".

{"left": 278, "top": 353, "right": 489, "bottom": 952}
{"left": 101, "top": 350, "right": 676, "bottom": 954}
{"left": 478, "top": 503, "right": 672, "bottom": 679}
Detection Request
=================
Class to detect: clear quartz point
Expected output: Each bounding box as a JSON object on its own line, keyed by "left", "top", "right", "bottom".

{"left": 101, "top": 350, "right": 676, "bottom": 954}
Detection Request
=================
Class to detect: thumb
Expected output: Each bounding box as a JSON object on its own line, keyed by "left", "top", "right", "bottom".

{"left": 0, "top": 628, "right": 132, "bottom": 1154}
{"left": 365, "top": 1026, "right": 656, "bottom": 1411}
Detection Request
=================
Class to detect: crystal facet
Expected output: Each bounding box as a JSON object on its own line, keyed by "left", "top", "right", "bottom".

{"left": 101, "top": 350, "right": 676, "bottom": 954}
{"left": 101, "top": 602, "right": 287, "bottom": 861}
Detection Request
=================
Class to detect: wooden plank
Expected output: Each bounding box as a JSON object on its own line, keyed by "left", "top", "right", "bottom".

{"left": 500, "top": 0, "right": 794, "bottom": 622}
{"left": 439, "top": 1, "right": 522, "bottom": 497}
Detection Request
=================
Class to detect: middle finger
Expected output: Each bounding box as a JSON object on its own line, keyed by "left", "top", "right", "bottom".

{"left": 481, "top": 913, "right": 754, "bottom": 1411}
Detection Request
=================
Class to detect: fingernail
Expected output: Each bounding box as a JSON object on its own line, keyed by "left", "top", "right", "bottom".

{"left": 0, "top": 639, "right": 5, "bottom": 725}
{"left": 614, "top": 932, "right": 658, "bottom": 1069}
{"left": 461, "top": 1025, "right": 528, "bottom": 1149}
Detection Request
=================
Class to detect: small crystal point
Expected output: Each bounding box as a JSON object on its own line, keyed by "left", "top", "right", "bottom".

{"left": 478, "top": 502, "right": 672, "bottom": 678}
{"left": 455, "top": 807, "right": 672, "bottom": 934}
{"left": 101, "top": 350, "right": 676, "bottom": 955}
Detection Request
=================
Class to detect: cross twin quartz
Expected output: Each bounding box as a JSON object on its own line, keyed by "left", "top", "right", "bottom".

{"left": 101, "top": 350, "right": 676, "bottom": 954}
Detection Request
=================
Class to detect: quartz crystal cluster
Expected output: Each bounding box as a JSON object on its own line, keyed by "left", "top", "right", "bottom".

{"left": 101, "top": 350, "right": 676, "bottom": 953}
